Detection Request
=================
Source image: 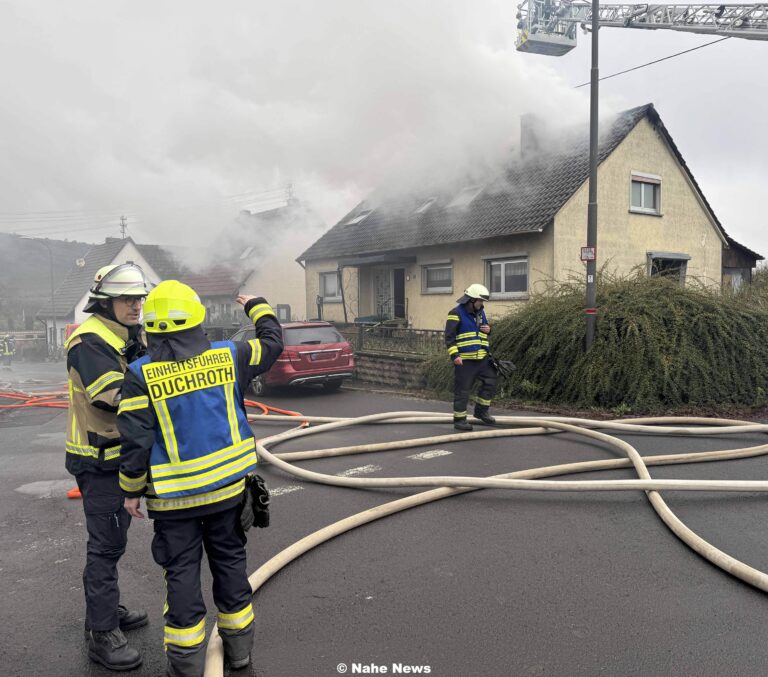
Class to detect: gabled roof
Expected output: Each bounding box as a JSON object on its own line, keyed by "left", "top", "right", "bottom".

{"left": 726, "top": 235, "right": 764, "bottom": 262}
{"left": 180, "top": 266, "right": 249, "bottom": 298}
{"left": 136, "top": 244, "right": 185, "bottom": 280}
{"left": 37, "top": 237, "right": 132, "bottom": 318}
{"left": 299, "top": 104, "right": 743, "bottom": 262}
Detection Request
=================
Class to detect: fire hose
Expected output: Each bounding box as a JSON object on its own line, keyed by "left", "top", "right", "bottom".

{"left": 204, "top": 411, "right": 768, "bottom": 675}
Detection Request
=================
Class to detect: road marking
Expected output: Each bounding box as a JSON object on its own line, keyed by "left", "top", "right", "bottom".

{"left": 408, "top": 449, "right": 453, "bottom": 461}
{"left": 336, "top": 464, "right": 382, "bottom": 477}
{"left": 270, "top": 485, "right": 303, "bottom": 496}
{"left": 15, "top": 480, "right": 75, "bottom": 498}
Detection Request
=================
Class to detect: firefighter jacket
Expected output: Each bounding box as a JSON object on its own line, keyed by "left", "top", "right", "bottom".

{"left": 117, "top": 298, "right": 283, "bottom": 519}
{"left": 444, "top": 304, "right": 490, "bottom": 361}
{"left": 0, "top": 337, "right": 15, "bottom": 356}
{"left": 65, "top": 314, "right": 139, "bottom": 475}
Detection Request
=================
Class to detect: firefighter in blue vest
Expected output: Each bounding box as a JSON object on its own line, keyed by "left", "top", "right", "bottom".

{"left": 445, "top": 283, "right": 497, "bottom": 431}
{"left": 65, "top": 263, "right": 150, "bottom": 671}
{"left": 117, "top": 281, "right": 283, "bottom": 677}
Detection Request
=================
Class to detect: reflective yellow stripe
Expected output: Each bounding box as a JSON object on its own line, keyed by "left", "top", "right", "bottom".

{"left": 117, "top": 395, "right": 149, "bottom": 415}
{"left": 456, "top": 331, "right": 478, "bottom": 339}
{"left": 217, "top": 603, "right": 254, "bottom": 630}
{"left": 458, "top": 351, "right": 487, "bottom": 360}
{"left": 457, "top": 339, "right": 484, "bottom": 347}
{"left": 147, "top": 479, "right": 245, "bottom": 512}
{"left": 152, "top": 452, "right": 256, "bottom": 495}
{"left": 453, "top": 411, "right": 467, "bottom": 417}
{"left": 475, "top": 397, "right": 492, "bottom": 406}
{"left": 248, "top": 303, "right": 275, "bottom": 323}
{"left": 447, "top": 346, "right": 459, "bottom": 355}
{"left": 248, "top": 338, "right": 262, "bottom": 366}
{"left": 64, "top": 315, "right": 126, "bottom": 354}
{"left": 225, "top": 382, "right": 242, "bottom": 445}
{"left": 151, "top": 438, "right": 256, "bottom": 478}
{"left": 155, "top": 400, "right": 180, "bottom": 464}
{"left": 66, "top": 441, "right": 120, "bottom": 459}
{"left": 86, "top": 370, "right": 123, "bottom": 398}
{"left": 446, "top": 314, "right": 459, "bottom": 321}
{"left": 164, "top": 618, "right": 206, "bottom": 648}
{"left": 119, "top": 472, "right": 147, "bottom": 492}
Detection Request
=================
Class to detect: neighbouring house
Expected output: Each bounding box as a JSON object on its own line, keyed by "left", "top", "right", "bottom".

{"left": 208, "top": 200, "right": 326, "bottom": 323}
{"left": 36, "top": 237, "right": 182, "bottom": 347}
{"left": 298, "top": 103, "right": 762, "bottom": 330}
{"left": 0, "top": 233, "right": 90, "bottom": 331}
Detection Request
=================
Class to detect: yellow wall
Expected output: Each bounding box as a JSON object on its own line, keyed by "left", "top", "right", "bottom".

{"left": 553, "top": 117, "right": 723, "bottom": 286}
{"left": 241, "top": 258, "right": 307, "bottom": 321}
{"left": 303, "top": 260, "right": 359, "bottom": 323}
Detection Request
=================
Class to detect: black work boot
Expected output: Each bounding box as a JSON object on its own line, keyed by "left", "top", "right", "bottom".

{"left": 474, "top": 410, "right": 496, "bottom": 425}
{"left": 88, "top": 627, "right": 142, "bottom": 671}
{"left": 454, "top": 418, "right": 473, "bottom": 432}
{"left": 85, "top": 605, "right": 149, "bottom": 638}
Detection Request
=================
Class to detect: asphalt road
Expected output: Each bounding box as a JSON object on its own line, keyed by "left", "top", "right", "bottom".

{"left": 2, "top": 361, "right": 768, "bottom": 677}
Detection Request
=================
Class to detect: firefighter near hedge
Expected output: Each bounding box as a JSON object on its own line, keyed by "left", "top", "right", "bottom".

{"left": 117, "top": 281, "right": 283, "bottom": 677}
{"left": 0, "top": 334, "right": 15, "bottom": 369}
{"left": 445, "top": 284, "right": 499, "bottom": 431}
{"left": 64, "top": 263, "right": 151, "bottom": 671}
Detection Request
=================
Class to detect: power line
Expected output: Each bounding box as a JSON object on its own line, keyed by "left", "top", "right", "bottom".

{"left": 573, "top": 36, "right": 731, "bottom": 88}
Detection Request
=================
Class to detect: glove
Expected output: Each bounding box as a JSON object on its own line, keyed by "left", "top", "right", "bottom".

{"left": 240, "top": 473, "right": 271, "bottom": 531}
{"left": 491, "top": 357, "right": 516, "bottom": 379}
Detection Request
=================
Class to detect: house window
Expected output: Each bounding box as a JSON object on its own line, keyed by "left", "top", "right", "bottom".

{"left": 630, "top": 172, "right": 661, "bottom": 214}
{"left": 488, "top": 257, "right": 528, "bottom": 296}
{"left": 422, "top": 264, "right": 453, "bottom": 294}
{"left": 319, "top": 271, "right": 341, "bottom": 301}
{"left": 647, "top": 252, "right": 689, "bottom": 284}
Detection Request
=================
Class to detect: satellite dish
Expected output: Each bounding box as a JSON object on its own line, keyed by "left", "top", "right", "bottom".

{"left": 76, "top": 258, "right": 86, "bottom": 268}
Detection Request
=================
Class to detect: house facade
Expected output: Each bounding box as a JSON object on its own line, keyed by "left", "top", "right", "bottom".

{"left": 299, "top": 104, "right": 761, "bottom": 330}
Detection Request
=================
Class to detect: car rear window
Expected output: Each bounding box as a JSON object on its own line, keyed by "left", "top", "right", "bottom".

{"left": 284, "top": 326, "right": 344, "bottom": 345}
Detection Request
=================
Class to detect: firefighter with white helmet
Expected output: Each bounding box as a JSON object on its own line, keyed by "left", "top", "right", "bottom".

{"left": 444, "top": 283, "right": 498, "bottom": 430}
{"left": 117, "top": 281, "right": 283, "bottom": 676}
{"left": 64, "top": 262, "right": 150, "bottom": 670}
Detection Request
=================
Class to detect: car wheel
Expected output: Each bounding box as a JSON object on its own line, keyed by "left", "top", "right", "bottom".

{"left": 323, "top": 379, "right": 343, "bottom": 392}
{"left": 251, "top": 375, "right": 267, "bottom": 396}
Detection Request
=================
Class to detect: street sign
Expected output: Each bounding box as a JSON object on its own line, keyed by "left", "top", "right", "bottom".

{"left": 581, "top": 246, "right": 596, "bottom": 262}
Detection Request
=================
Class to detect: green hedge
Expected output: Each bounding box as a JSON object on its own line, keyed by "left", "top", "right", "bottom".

{"left": 423, "top": 271, "right": 768, "bottom": 411}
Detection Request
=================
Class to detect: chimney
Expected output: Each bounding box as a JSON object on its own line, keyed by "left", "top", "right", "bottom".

{"left": 520, "top": 113, "right": 547, "bottom": 159}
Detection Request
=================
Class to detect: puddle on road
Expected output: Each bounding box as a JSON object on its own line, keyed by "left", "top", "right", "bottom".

{"left": 15, "top": 480, "right": 76, "bottom": 498}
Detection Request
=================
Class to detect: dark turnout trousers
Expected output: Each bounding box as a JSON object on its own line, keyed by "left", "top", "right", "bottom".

{"left": 453, "top": 356, "right": 498, "bottom": 420}
{"left": 151, "top": 503, "right": 255, "bottom": 675}
{"left": 76, "top": 470, "right": 131, "bottom": 632}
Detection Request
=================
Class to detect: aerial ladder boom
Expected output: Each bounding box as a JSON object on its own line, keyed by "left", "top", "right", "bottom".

{"left": 516, "top": 2, "right": 768, "bottom": 55}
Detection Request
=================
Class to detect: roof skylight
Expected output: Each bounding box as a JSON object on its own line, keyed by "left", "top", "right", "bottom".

{"left": 345, "top": 209, "right": 374, "bottom": 226}
{"left": 414, "top": 197, "right": 436, "bottom": 214}
{"left": 447, "top": 185, "right": 483, "bottom": 209}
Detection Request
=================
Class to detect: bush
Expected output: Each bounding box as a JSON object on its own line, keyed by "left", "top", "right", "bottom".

{"left": 423, "top": 271, "right": 768, "bottom": 410}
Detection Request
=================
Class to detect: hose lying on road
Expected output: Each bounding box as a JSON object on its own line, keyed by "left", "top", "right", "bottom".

{"left": 205, "top": 411, "right": 768, "bottom": 675}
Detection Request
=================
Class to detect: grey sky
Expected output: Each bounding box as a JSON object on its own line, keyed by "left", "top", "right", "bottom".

{"left": 0, "top": 1, "right": 765, "bottom": 256}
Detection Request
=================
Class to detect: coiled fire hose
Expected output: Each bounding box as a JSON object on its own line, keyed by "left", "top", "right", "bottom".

{"left": 204, "top": 411, "right": 768, "bottom": 674}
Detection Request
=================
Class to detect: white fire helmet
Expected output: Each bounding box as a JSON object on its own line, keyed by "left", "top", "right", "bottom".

{"left": 457, "top": 283, "right": 490, "bottom": 304}
{"left": 83, "top": 263, "right": 149, "bottom": 313}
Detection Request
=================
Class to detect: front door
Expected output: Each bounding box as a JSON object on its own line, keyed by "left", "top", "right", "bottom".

{"left": 393, "top": 268, "right": 406, "bottom": 319}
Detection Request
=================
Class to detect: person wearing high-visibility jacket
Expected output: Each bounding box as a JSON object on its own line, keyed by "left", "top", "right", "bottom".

{"left": 444, "top": 283, "right": 497, "bottom": 431}
{"left": 64, "top": 263, "right": 150, "bottom": 671}
{"left": 117, "top": 281, "right": 283, "bottom": 677}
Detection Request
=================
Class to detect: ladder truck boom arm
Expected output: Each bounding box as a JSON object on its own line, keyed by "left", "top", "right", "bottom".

{"left": 516, "top": 2, "right": 768, "bottom": 55}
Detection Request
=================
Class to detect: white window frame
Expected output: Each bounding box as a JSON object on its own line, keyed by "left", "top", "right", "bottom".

{"left": 646, "top": 251, "right": 690, "bottom": 284}
{"left": 486, "top": 255, "right": 529, "bottom": 298}
{"left": 344, "top": 209, "right": 373, "bottom": 226}
{"left": 421, "top": 262, "right": 453, "bottom": 294}
{"left": 630, "top": 171, "right": 662, "bottom": 215}
{"left": 414, "top": 197, "right": 436, "bottom": 215}
{"left": 319, "top": 271, "right": 342, "bottom": 303}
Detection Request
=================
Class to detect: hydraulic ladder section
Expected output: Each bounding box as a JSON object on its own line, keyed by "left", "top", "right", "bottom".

{"left": 516, "top": 2, "right": 768, "bottom": 55}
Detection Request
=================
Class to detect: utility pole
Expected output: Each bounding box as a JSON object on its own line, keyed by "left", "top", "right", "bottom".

{"left": 120, "top": 215, "right": 128, "bottom": 239}
{"left": 584, "top": 0, "right": 599, "bottom": 350}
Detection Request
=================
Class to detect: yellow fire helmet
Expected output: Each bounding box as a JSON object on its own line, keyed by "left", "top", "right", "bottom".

{"left": 143, "top": 280, "right": 206, "bottom": 334}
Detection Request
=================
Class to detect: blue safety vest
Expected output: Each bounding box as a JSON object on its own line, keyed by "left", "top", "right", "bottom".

{"left": 128, "top": 341, "right": 256, "bottom": 499}
{"left": 452, "top": 304, "right": 490, "bottom": 360}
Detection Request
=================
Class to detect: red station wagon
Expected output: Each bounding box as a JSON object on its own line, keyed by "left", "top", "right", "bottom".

{"left": 229, "top": 321, "right": 356, "bottom": 395}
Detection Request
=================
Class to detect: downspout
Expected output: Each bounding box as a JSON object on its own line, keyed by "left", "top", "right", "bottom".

{"left": 337, "top": 264, "right": 348, "bottom": 324}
